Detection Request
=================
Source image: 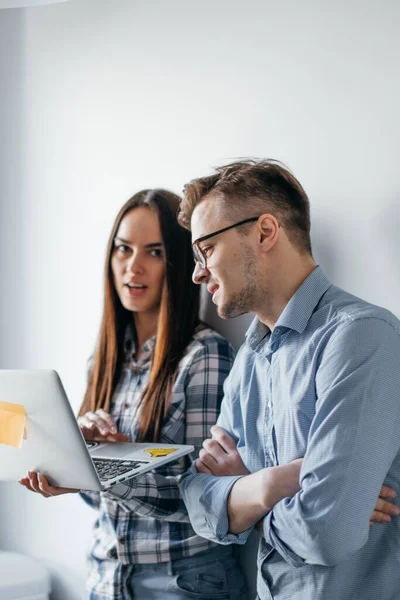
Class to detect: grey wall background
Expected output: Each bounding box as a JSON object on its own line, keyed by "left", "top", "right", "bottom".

{"left": 0, "top": 1, "right": 399, "bottom": 598}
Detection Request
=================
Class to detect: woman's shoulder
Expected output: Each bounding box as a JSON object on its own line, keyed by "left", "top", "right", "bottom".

{"left": 181, "top": 322, "right": 236, "bottom": 363}
{"left": 173, "top": 323, "right": 235, "bottom": 385}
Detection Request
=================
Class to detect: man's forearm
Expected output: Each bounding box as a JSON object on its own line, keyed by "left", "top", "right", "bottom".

{"left": 227, "top": 460, "right": 303, "bottom": 534}
{"left": 228, "top": 470, "right": 271, "bottom": 534}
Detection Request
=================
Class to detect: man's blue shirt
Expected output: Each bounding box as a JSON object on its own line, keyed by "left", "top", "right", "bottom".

{"left": 180, "top": 266, "right": 400, "bottom": 600}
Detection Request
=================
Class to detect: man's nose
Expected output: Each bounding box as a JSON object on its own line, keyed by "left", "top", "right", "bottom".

{"left": 192, "top": 261, "right": 209, "bottom": 284}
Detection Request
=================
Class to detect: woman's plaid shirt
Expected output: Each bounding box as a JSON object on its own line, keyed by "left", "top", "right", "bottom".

{"left": 81, "top": 324, "right": 235, "bottom": 569}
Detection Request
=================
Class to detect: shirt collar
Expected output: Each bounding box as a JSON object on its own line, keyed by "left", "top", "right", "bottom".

{"left": 275, "top": 266, "right": 332, "bottom": 333}
{"left": 123, "top": 323, "right": 156, "bottom": 365}
{"left": 245, "top": 266, "right": 332, "bottom": 350}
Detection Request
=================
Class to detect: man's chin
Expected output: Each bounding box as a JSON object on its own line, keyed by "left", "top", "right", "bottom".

{"left": 216, "top": 307, "right": 230, "bottom": 320}
{"left": 216, "top": 303, "right": 248, "bottom": 320}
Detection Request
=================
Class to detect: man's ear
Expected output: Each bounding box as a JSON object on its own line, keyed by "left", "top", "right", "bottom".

{"left": 258, "top": 214, "right": 280, "bottom": 252}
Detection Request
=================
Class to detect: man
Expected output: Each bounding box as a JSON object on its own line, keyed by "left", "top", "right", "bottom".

{"left": 178, "top": 159, "right": 400, "bottom": 600}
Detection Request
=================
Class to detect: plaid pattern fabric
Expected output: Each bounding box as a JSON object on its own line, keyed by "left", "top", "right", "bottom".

{"left": 81, "top": 323, "right": 235, "bottom": 598}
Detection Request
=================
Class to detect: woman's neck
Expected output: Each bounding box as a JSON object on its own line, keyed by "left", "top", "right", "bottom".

{"left": 133, "top": 311, "right": 159, "bottom": 360}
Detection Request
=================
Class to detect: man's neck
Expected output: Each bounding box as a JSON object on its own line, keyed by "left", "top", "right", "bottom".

{"left": 256, "top": 258, "right": 317, "bottom": 331}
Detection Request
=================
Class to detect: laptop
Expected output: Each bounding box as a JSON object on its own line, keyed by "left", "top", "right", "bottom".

{"left": 0, "top": 370, "right": 194, "bottom": 491}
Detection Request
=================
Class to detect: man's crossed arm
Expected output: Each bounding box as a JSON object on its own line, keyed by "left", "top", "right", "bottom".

{"left": 196, "top": 426, "right": 398, "bottom": 535}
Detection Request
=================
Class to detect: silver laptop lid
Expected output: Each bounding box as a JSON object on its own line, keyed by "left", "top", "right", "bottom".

{"left": 0, "top": 370, "right": 101, "bottom": 490}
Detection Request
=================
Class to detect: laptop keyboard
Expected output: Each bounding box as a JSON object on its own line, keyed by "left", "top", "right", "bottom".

{"left": 93, "top": 458, "right": 149, "bottom": 482}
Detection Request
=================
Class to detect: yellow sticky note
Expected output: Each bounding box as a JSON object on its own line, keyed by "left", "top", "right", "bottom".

{"left": 0, "top": 400, "right": 26, "bottom": 448}
{"left": 144, "top": 447, "right": 178, "bottom": 458}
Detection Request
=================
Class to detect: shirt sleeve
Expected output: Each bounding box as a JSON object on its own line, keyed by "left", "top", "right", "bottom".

{"left": 104, "top": 336, "right": 235, "bottom": 521}
{"left": 179, "top": 346, "right": 254, "bottom": 545}
{"left": 263, "top": 317, "right": 400, "bottom": 567}
{"left": 80, "top": 490, "right": 101, "bottom": 509}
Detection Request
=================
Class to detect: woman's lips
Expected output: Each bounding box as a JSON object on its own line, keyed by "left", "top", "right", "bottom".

{"left": 125, "top": 284, "right": 148, "bottom": 297}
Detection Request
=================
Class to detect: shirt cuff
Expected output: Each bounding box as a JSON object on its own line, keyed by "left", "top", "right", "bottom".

{"left": 263, "top": 507, "right": 305, "bottom": 567}
{"left": 79, "top": 490, "right": 100, "bottom": 509}
{"left": 201, "top": 474, "right": 254, "bottom": 545}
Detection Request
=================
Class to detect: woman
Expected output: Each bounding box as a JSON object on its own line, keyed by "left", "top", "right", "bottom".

{"left": 19, "top": 189, "right": 248, "bottom": 599}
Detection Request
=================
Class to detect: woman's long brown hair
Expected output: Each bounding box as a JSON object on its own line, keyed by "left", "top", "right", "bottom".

{"left": 79, "top": 189, "right": 200, "bottom": 442}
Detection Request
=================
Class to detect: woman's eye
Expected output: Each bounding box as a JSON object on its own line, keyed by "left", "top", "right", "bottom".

{"left": 202, "top": 246, "right": 212, "bottom": 257}
{"left": 116, "top": 244, "right": 131, "bottom": 254}
{"left": 149, "top": 249, "right": 163, "bottom": 258}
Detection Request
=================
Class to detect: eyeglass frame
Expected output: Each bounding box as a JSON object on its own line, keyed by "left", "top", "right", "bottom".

{"left": 192, "top": 216, "right": 261, "bottom": 270}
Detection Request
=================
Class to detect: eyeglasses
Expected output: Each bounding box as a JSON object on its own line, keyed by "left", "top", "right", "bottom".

{"left": 192, "top": 216, "right": 260, "bottom": 270}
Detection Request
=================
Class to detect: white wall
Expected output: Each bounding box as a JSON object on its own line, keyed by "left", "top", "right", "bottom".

{"left": 0, "top": 0, "right": 399, "bottom": 598}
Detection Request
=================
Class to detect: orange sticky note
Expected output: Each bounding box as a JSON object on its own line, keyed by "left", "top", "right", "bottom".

{"left": 144, "top": 447, "right": 178, "bottom": 458}
{"left": 0, "top": 400, "right": 26, "bottom": 448}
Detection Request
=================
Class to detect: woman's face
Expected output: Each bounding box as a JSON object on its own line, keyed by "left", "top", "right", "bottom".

{"left": 111, "top": 207, "right": 166, "bottom": 317}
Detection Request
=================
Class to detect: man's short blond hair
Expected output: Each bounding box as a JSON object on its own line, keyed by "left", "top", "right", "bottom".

{"left": 178, "top": 159, "right": 312, "bottom": 255}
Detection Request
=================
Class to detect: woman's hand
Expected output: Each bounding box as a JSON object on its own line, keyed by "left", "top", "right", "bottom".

{"left": 18, "top": 410, "right": 129, "bottom": 499}
{"left": 19, "top": 471, "right": 79, "bottom": 497}
{"left": 78, "top": 409, "right": 129, "bottom": 443}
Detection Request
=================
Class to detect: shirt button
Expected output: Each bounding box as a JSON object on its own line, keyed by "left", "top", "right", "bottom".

{"left": 124, "top": 403, "right": 130, "bottom": 409}
{"left": 133, "top": 368, "right": 141, "bottom": 376}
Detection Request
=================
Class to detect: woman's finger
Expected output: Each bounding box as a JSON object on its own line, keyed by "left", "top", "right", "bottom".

{"left": 79, "top": 412, "right": 128, "bottom": 442}
{"left": 96, "top": 409, "right": 118, "bottom": 434}
{"left": 38, "top": 473, "right": 79, "bottom": 495}
{"left": 80, "top": 412, "right": 110, "bottom": 435}
{"left": 37, "top": 473, "right": 55, "bottom": 497}
{"left": 19, "top": 478, "right": 36, "bottom": 493}
{"left": 78, "top": 414, "right": 97, "bottom": 430}
{"left": 28, "top": 471, "right": 46, "bottom": 495}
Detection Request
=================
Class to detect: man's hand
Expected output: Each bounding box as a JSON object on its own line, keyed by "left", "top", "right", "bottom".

{"left": 370, "top": 485, "right": 399, "bottom": 525}
{"left": 78, "top": 409, "right": 129, "bottom": 443}
{"left": 196, "top": 426, "right": 249, "bottom": 476}
{"left": 19, "top": 472, "right": 79, "bottom": 497}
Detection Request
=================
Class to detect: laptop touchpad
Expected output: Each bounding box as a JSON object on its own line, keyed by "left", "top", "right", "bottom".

{"left": 91, "top": 443, "right": 144, "bottom": 460}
